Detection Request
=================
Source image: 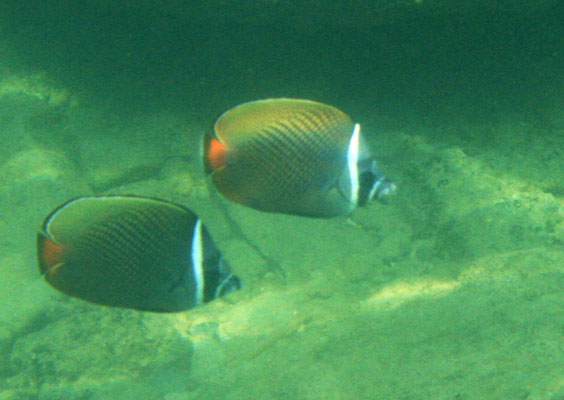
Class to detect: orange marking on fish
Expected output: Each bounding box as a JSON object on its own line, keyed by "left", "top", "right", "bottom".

{"left": 42, "top": 238, "right": 65, "bottom": 269}
{"left": 208, "top": 138, "right": 228, "bottom": 170}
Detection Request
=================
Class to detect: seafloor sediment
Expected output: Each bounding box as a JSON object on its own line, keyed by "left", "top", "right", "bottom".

{"left": 0, "top": 69, "right": 563, "bottom": 399}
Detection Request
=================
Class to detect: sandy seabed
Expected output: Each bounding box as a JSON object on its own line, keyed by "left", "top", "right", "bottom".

{"left": 0, "top": 73, "right": 563, "bottom": 400}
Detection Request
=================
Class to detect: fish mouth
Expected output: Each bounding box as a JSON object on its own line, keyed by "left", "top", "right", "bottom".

{"left": 370, "top": 178, "right": 397, "bottom": 202}
{"left": 215, "top": 273, "right": 242, "bottom": 298}
{"left": 357, "top": 158, "right": 396, "bottom": 206}
{"left": 215, "top": 258, "right": 242, "bottom": 298}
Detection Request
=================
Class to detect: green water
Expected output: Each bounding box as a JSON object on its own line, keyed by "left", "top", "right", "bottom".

{"left": 1, "top": 1, "right": 564, "bottom": 399}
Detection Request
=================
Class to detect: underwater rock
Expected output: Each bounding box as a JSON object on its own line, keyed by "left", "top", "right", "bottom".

{"left": 0, "top": 148, "right": 91, "bottom": 251}
{"left": 0, "top": 72, "right": 76, "bottom": 108}
{"left": 0, "top": 149, "right": 90, "bottom": 352}
{"left": 79, "top": 135, "right": 168, "bottom": 191}
{"left": 0, "top": 94, "right": 68, "bottom": 166}
{"left": 0, "top": 72, "right": 79, "bottom": 164}
{"left": 6, "top": 306, "right": 194, "bottom": 398}
{"left": 0, "top": 253, "right": 55, "bottom": 374}
{"left": 75, "top": 114, "right": 183, "bottom": 191}
{"left": 0, "top": 148, "right": 83, "bottom": 186}
{"left": 393, "top": 134, "right": 564, "bottom": 262}
{"left": 168, "top": 282, "right": 314, "bottom": 388}
{"left": 158, "top": 158, "right": 209, "bottom": 201}
{"left": 102, "top": 178, "right": 174, "bottom": 199}
{"left": 0, "top": 94, "right": 31, "bottom": 165}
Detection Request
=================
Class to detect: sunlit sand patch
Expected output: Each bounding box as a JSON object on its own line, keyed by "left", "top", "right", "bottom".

{"left": 460, "top": 247, "right": 564, "bottom": 280}
{"left": 165, "top": 286, "right": 315, "bottom": 378}
{"left": 362, "top": 279, "right": 460, "bottom": 311}
{"left": 363, "top": 245, "right": 564, "bottom": 313}
{"left": 0, "top": 149, "right": 77, "bottom": 184}
{"left": 170, "top": 286, "right": 311, "bottom": 345}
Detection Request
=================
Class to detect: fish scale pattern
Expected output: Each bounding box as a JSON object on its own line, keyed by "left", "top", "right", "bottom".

{"left": 213, "top": 100, "right": 354, "bottom": 216}
{"left": 44, "top": 198, "right": 200, "bottom": 310}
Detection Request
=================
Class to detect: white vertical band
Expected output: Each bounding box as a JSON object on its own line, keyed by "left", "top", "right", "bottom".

{"left": 347, "top": 123, "right": 361, "bottom": 206}
{"left": 191, "top": 219, "right": 205, "bottom": 306}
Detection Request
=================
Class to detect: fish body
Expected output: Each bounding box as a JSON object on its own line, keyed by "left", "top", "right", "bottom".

{"left": 37, "top": 196, "right": 241, "bottom": 312}
{"left": 203, "top": 98, "right": 395, "bottom": 218}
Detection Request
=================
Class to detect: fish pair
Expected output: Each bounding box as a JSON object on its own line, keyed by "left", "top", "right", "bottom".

{"left": 37, "top": 98, "right": 395, "bottom": 312}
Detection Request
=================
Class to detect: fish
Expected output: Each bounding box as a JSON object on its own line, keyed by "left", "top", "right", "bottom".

{"left": 37, "top": 195, "right": 241, "bottom": 312}
{"left": 202, "top": 98, "right": 396, "bottom": 218}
